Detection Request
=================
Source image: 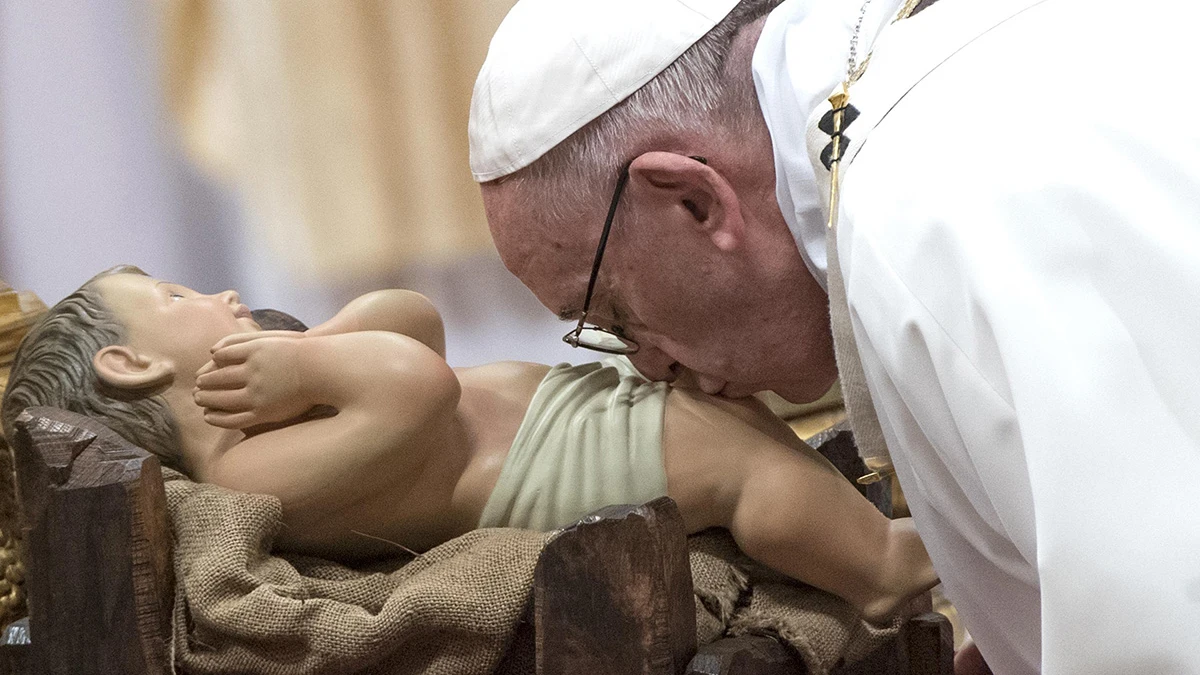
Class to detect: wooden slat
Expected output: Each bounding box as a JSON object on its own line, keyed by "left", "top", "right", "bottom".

{"left": 903, "top": 613, "right": 954, "bottom": 675}
{"left": 0, "top": 283, "right": 46, "bottom": 631}
{"left": 12, "top": 408, "right": 173, "bottom": 675}
{"left": 535, "top": 497, "right": 696, "bottom": 675}
{"left": 685, "top": 610, "right": 953, "bottom": 675}
{"left": 830, "top": 611, "right": 954, "bottom": 675}
{"left": 0, "top": 617, "right": 30, "bottom": 675}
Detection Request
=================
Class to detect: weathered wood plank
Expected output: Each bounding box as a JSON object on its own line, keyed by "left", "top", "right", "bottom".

{"left": 0, "top": 282, "right": 47, "bottom": 630}
{"left": 685, "top": 610, "right": 952, "bottom": 675}
{"left": 535, "top": 496, "right": 695, "bottom": 675}
{"left": 0, "top": 617, "right": 31, "bottom": 675}
{"left": 835, "top": 633, "right": 903, "bottom": 675}
{"left": 831, "top": 611, "right": 953, "bottom": 675}
{"left": 903, "top": 613, "right": 954, "bottom": 675}
{"left": 12, "top": 407, "right": 173, "bottom": 675}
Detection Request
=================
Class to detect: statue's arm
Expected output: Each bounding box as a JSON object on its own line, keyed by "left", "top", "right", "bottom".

{"left": 192, "top": 331, "right": 459, "bottom": 510}
{"left": 305, "top": 289, "right": 446, "bottom": 357}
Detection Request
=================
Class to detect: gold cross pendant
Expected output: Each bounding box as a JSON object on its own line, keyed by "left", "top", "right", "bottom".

{"left": 821, "top": 82, "right": 855, "bottom": 230}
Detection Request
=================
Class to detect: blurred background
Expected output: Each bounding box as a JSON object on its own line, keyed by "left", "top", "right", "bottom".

{"left": 0, "top": 0, "right": 588, "bottom": 368}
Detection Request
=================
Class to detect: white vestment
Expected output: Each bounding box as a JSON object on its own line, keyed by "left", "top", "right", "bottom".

{"left": 755, "top": 0, "right": 1200, "bottom": 672}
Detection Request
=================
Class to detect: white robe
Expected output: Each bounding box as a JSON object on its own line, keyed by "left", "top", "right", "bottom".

{"left": 754, "top": 0, "right": 1200, "bottom": 672}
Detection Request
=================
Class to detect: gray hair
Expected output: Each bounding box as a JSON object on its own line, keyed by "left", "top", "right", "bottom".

{"left": 1, "top": 265, "right": 184, "bottom": 471}
{"left": 502, "top": 0, "right": 783, "bottom": 224}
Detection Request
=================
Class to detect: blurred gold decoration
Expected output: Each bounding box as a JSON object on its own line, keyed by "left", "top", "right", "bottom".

{"left": 160, "top": 0, "right": 518, "bottom": 281}
{"left": 760, "top": 382, "right": 846, "bottom": 440}
{"left": 0, "top": 280, "right": 48, "bottom": 627}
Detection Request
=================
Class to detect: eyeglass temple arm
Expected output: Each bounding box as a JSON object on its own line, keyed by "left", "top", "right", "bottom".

{"left": 575, "top": 155, "right": 707, "bottom": 328}
{"left": 577, "top": 166, "right": 631, "bottom": 324}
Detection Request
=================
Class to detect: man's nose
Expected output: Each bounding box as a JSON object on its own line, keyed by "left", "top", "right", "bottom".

{"left": 217, "top": 290, "right": 241, "bottom": 305}
{"left": 626, "top": 345, "right": 678, "bottom": 382}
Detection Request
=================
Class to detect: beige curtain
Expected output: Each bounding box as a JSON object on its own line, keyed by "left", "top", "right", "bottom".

{"left": 160, "top": 0, "right": 517, "bottom": 281}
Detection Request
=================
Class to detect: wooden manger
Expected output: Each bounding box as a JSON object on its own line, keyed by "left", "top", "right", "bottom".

{"left": 0, "top": 281, "right": 48, "bottom": 632}
{"left": 0, "top": 279, "right": 951, "bottom": 674}
{"left": 0, "top": 405, "right": 951, "bottom": 675}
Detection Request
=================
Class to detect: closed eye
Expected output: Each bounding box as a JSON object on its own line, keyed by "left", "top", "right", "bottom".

{"left": 155, "top": 280, "right": 194, "bottom": 302}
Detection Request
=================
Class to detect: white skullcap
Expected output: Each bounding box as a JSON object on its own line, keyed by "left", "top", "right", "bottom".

{"left": 469, "top": 0, "right": 740, "bottom": 182}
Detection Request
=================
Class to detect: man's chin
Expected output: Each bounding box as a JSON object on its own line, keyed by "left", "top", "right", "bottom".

{"left": 670, "top": 369, "right": 835, "bottom": 403}
{"left": 717, "top": 380, "right": 819, "bottom": 402}
{"left": 766, "top": 379, "right": 835, "bottom": 405}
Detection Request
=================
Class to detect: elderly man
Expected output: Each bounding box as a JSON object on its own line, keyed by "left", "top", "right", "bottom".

{"left": 470, "top": 0, "right": 1200, "bottom": 673}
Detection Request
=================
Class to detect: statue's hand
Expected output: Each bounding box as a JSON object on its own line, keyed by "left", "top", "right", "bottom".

{"left": 194, "top": 331, "right": 313, "bottom": 429}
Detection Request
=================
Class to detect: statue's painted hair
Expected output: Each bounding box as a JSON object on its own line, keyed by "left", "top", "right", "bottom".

{"left": 1, "top": 265, "right": 183, "bottom": 470}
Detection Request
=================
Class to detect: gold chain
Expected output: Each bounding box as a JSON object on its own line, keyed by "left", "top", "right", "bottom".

{"left": 849, "top": 0, "right": 925, "bottom": 83}
{"left": 827, "top": 0, "right": 925, "bottom": 231}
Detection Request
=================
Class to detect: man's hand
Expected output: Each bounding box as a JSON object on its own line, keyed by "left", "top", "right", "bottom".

{"left": 194, "top": 331, "right": 313, "bottom": 429}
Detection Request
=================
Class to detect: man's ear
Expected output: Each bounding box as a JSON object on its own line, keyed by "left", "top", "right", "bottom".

{"left": 93, "top": 345, "right": 174, "bottom": 392}
{"left": 627, "top": 152, "right": 745, "bottom": 252}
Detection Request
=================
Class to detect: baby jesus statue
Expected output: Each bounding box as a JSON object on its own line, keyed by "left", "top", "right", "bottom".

{"left": 2, "top": 265, "right": 937, "bottom": 622}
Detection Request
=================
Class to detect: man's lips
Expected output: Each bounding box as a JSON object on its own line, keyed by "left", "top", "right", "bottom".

{"left": 234, "top": 304, "right": 253, "bottom": 320}
{"left": 716, "top": 384, "right": 757, "bottom": 399}
{"left": 696, "top": 375, "right": 727, "bottom": 396}
{"left": 665, "top": 366, "right": 758, "bottom": 398}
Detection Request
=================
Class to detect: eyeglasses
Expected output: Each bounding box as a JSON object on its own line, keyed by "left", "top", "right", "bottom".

{"left": 562, "top": 155, "right": 708, "bottom": 355}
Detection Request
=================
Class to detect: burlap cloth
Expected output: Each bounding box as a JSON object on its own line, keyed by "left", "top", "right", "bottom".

{"left": 166, "top": 471, "right": 900, "bottom": 675}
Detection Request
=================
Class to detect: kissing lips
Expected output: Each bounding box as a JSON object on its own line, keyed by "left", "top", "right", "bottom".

{"left": 695, "top": 374, "right": 728, "bottom": 396}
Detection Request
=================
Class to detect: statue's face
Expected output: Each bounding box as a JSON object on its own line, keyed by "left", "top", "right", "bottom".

{"left": 94, "top": 273, "right": 260, "bottom": 378}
